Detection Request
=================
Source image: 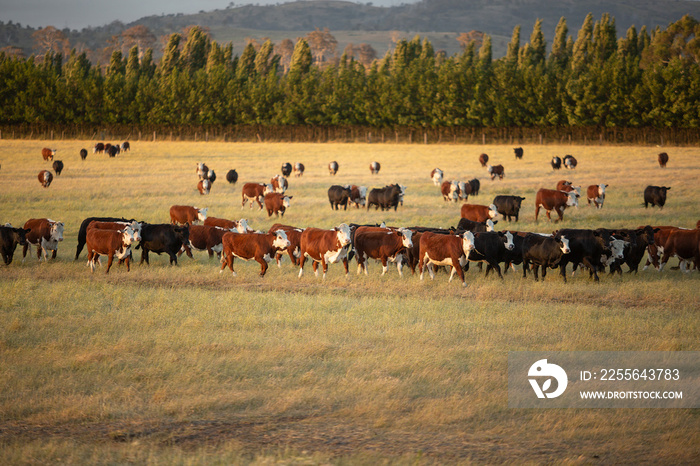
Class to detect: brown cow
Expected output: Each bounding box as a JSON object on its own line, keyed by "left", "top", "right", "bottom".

{"left": 461, "top": 203, "right": 498, "bottom": 222}
{"left": 298, "top": 224, "right": 352, "bottom": 279}
{"left": 87, "top": 220, "right": 142, "bottom": 243}
{"left": 556, "top": 180, "right": 573, "bottom": 191}
{"left": 418, "top": 231, "right": 476, "bottom": 286}
{"left": 586, "top": 184, "right": 608, "bottom": 209}
{"left": 264, "top": 193, "right": 292, "bottom": 217}
{"left": 643, "top": 226, "right": 684, "bottom": 270}
{"left": 354, "top": 226, "right": 413, "bottom": 276}
{"left": 181, "top": 224, "right": 232, "bottom": 259}
{"left": 658, "top": 152, "right": 669, "bottom": 168}
{"left": 170, "top": 205, "right": 207, "bottom": 225}
{"left": 293, "top": 162, "right": 305, "bottom": 177}
{"left": 659, "top": 229, "right": 700, "bottom": 272}
{"left": 22, "top": 218, "right": 64, "bottom": 262}
{"left": 41, "top": 148, "right": 55, "bottom": 161}
{"left": 220, "top": 230, "right": 290, "bottom": 277}
{"left": 478, "top": 153, "right": 489, "bottom": 167}
{"left": 269, "top": 223, "right": 304, "bottom": 266}
{"left": 197, "top": 179, "right": 211, "bottom": 195}
{"left": 431, "top": 168, "right": 443, "bottom": 186}
{"left": 203, "top": 217, "right": 250, "bottom": 233}
{"left": 370, "top": 161, "right": 381, "bottom": 174}
{"left": 329, "top": 161, "right": 339, "bottom": 175}
{"left": 348, "top": 185, "right": 367, "bottom": 208}
{"left": 86, "top": 225, "right": 137, "bottom": 273}
{"left": 196, "top": 163, "right": 209, "bottom": 180}
{"left": 488, "top": 164, "right": 504, "bottom": 180}
{"left": 535, "top": 189, "right": 579, "bottom": 222}
{"left": 38, "top": 170, "right": 53, "bottom": 188}
{"left": 271, "top": 174, "right": 288, "bottom": 193}
{"left": 441, "top": 180, "right": 459, "bottom": 202}
{"left": 241, "top": 182, "right": 272, "bottom": 209}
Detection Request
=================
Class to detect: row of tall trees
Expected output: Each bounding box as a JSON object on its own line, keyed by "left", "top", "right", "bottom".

{"left": 1, "top": 15, "right": 699, "bottom": 131}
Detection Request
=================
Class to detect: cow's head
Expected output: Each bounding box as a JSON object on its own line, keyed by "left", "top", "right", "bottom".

{"left": 283, "top": 196, "right": 292, "bottom": 208}
{"left": 13, "top": 227, "right": 30, "bottom": 246}
{"left": 598, "top": 184, "right": 608, "bottom": 196}
{"left": 449, "top": 182, "right": 459, "bottom": 201}
{"left": 129, "top": 221, "right": 142, "bottom": 242}
{"left": 263, "top": 183, "right": 274, "bottom": 195}
{"left": 609, "top": 239, "right": 627, "bottom": 260}
{"left": 120, "top": 225, "right": 137, "bottom": 245}
{"left": 272, "top": 230, "right": 290, "bottom": 250}
{"left": 557, "top": 234, "right": 571, "bottom": 254}
{"left": 462, "top": 231, "right": 476, "bottom": 254}
{"left": 488, "top": 204, "right": 498, "bottom": 218}
{"left": 566, "top": 191, "right": 579, "bottom": 207}
{"left": 397, "top": 228, "right": 413, "bottom": 249}
{"left": 235, "top": 219, "right": 250, "bottom": 233}
{"left": 49, "top": 221, "right": 64, "bottom": 242}
{"left": 197, "top": 162, "right": 205, "bottom": 173}
{"left": 485, "top": 219, "right": 495, "bottom": 232}
{"left": 335, "top": 223, "right": 352, "bottom": 247}
{"left": 197, "top": 207, "right": 208, "bottom": 222}
{"left": 499, "top": 231, "right": 515, "bottom": 251}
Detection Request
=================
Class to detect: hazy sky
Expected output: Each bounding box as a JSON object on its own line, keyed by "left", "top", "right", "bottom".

{"left": 1, "top": 0, "right": 416, "bottom": 30}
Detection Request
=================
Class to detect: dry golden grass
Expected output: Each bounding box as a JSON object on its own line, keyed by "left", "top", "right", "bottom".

{"left": 0, "top": 140, "right": 698, "bottom": 464}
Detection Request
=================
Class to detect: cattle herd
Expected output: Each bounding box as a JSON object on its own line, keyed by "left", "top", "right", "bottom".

{"left": 3, "top": 145, "right": 695, "bottom": 284}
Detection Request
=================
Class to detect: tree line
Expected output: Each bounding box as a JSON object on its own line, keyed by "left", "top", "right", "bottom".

{"left": 1, "top": 14, "right": 699, "bottom": 143}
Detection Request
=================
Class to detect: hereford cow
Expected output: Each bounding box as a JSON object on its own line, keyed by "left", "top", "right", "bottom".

{"left": 38, "top": 170, "right": 53, "bottom": 188}
{"left": 643, "top": 226, "right": 683, "bottom": 270}
{"left": 556, "top": 180, "right": 572, "bottom": 191}
{"left": 370, "top": 161, "right": 381, "bottom": 174}
{"left": 328, "top": 185, "right": 352, "bottom": 210}
{"left": 269, "top": 224, "right": 304, "bottom": 266}
{"left": 121, "top": 141, "right": 130, "bottom": 152}
{"left": 226, "top": 169, "right": 238, "bottom": 184}
{"left": 207, "top": 170, "right": 216, "bottom": 184}
{"left": 329, "top": 161, "right": 339, "bottom": 175}
{"left": 203, "top": 217, "right": 250, "bottom": 233}
{"left": 354, "top": 226, "right": 413, "bottom": 276}
{"left": 554, "top": 229, "right": 622, "bottom": 282}
{"left": 658, "top": 152, "right": 669, "bottom": 168}
{"left": 461, "top": 203, "right": 498, "bottom": 222}
{"left": 298, "top": 224, "right": 352, "bottom": 279}
{"left": 479, "top": 153, "right": 489, "bottom": 167}
{"left": 220, "top": 230, "right": 290, "bottom": 277}
{"left": 197, "top": 179, "right": 211, "bottom": 195}
{"left": 22, "top": 218, "right": 64, "bottom": 262}
{"left": 137, "top": 223, "right": 190, "bottom": 265}
{"left": 52, "top": 160, "right": 64, "bottom": 175}
{"left": 348, "top": 185, "right": 368, "bottom": 208}
{"left": 659, "top": 229, "right": 700, "bottom": 272}
{"left": 488, "top": 164, "right": 505, "bottom": 180}
{"left": 563, "top": 155, "right": 577, "bottom": 169}
{"left": 170, "top": 205, "right": 207, "bottom": 225}
{"left": 367, "top": 184, "right": 402, "bottom": 211}
{"left": 196, "top": 163, "right": 209, "bottom": 180}
{"left": 608, "top": 226, "right": 657, "bottom": 274}
{"left": 281, "top": 162, "right": 292, "bottom": 177}
{"left": 93, "top": 143, "right": 104, "bottom": 154}
{"left": 87, "top": 220, "right": 142, "bottom": 244}
{"left": 514, "top": 147, "right": 524, "bottom": 159}
{"left": 535, "top": 189, "right": 579, "bottom": 222}
{"left": 241, "top": 183, "right": 272, "bottom": 209}
{"left": 271, "top": 174, "right": 288, "bottom": 193}
{"left": 41, "top": 148, "right": 55, "bottom": 161}
{"left": 644, "top": 186, "right": 671, "bottom": 209}
{"left": 1, "top": 225, "right": 30, "bottom": 265}
{"left": 264, "top": 193, "right": 292, "bottom": 217}
{"left": 521, "top": 233, "right": 571, "bottom": 281}
{"left": 294, "top": 162, "right": 305, "bottom": 177}
{"left": 431, "top": 168, "right": 443, "bottom": 186}
{"left": 587, "top": 184, "right": 607, "bottom": 209}
{"left": 441, "top": 181, "right": 459, "bottom": 202}
{"left": 86, "top": 225, "right": 137, "bottom": 273}
{"left": 493, "top": 195, "right": 526, "bottom": 222}
{"left": 180, "top": 224, "right": 232, "bottom": 259}
{"left": 75, "top": 216, "right": 136, "bottom": 259}
{"left": 80, "top": 148, "right": 88, "bottom": 160}
{"left": 418, "top": 231, "right": 476, "bottom": 286}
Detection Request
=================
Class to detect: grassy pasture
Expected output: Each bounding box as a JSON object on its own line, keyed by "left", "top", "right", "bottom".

{"left": 0, "top": 140, "right": 698, "bottom": 464}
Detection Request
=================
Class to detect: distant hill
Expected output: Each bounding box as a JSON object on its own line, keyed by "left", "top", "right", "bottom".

{"left": 2, "top": 0, "right": 700, "bottom": 60}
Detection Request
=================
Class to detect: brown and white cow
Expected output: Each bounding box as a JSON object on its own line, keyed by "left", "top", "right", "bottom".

{"left": 659, "top": 229, "right": 700, "bottom": 272}
{"left": 196, "top": 163, "right": 209, "bottom": 180}
{"left": 93, "top": 143, "right": 105, "bottom": 154}
{"left": 329, "top": 161, "right": 339, "bottom": 175}
{"left": 170, "top": 205, "right": 207, "bottom": 225}
{"left": 271, "top": 174, "right": 288, "bottom": 193}
{"left": 587, "top": 184, "right": 607, "bottom": 209}
{"left": 354, "top": 226, "right": 413, "bottom": 276}
{"left": 298, "top": 223, "right": 352, "bottom": 279}
{"left": 22, "top": 218, "right": 64, "bottom": 262}
{"left": 370, "top": 161, "right": 381, "bottom": 174}
{"left": 181, "top": 224, "right": 233, "bottom": 259}
{"left": 488, "top": 164, "right": 504, "bottom": 180}
{"left": 418, "top": 231, "right": 476, "bottom": 286}
{"left": 87, "top": 220, "right": 142, "bottom": 243}
{"left": 478, "top": 153, "right": 489, "bottom": 167}
{"left": 556, "top": 180, "right": 581, "bottom": 196}
{"left": 241, "top": 182, "right": 273, "bottom": 209}
{"left": 348, "top": 185, "right": 368, "bottom": 208}
{"left": 269, "top": 223, "right": 304, "bottom": 266}
{"left": 264, "top": 193, "right": 292, "bottom": 217}
{"left": 441, "top": 180, "right": 459, "bottom": 202}
{"left": 643, "top": 226, "right": 682, "bottom": 270}
{"left": 203, "top": 216, "right": 251, "bottom": 233}
{"left": 197, "top": 179, "right": 211, "bottom": 195}
{"left": 220, "top": 230, "right": 290, "bottom": 277}
{"left": 86, "top": 225, "right": 137, "bottom": 273}
{"left": 41, "top": 148, "right": 55, "bottom": 161}
{"left": 535, "top": 189, "right": 579, "bottom": 222}
{"left": 293, "top": 162, "right": 305, "bottom": 177}
{"left": 431, "top": 168, "right": 443, "bottom": 186}
{"left": 38, "top": 170, "right": 53, "bottom": 188}
{"left": 461, "top": 203, "right": 498, "bottom": 222}
{"left": 658, "top": 152, "right": 669, "bottom": 168}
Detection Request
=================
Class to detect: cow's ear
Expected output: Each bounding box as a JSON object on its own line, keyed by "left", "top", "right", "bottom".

{"left": 288, "top": 196, "right": 293, "bottom": 199}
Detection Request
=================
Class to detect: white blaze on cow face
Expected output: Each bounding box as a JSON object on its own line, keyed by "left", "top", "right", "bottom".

{"left": 599, "top": 184, "right": 607, "bottom": 196}
{"left": 449, "top": 182, "right": 459, "bottom": 201}
{"left": 558, "top": 235, "right": 571, "bottom": 254}
{"left": 197, "top": 208, "right": 208, "bottom": 222}
{"left": 358, "top": 186, "right": 368, "bottom": 205}
{"left": 566, "top": 191, "right": 579, "bottom": 207}
{"left": 49, "top": 221, "right": 64, "bottom": 242}
{"left": 282, "top": 196, "right": 292, "bottom": 208}
{"left": 235, "top": 219, "right": 249, "bottom": 233}
{"left": 398, "top": 228, "right": 413, "bottom": 248}
{"left": 485, "top": 219, "right": 495, "bottom": 232}
{"left": 503, "top": 231, "right": 515, "bottom": 251}
{"left": 458, "top": 181, "right": 466, "bottom": 197}
{"left": 335, "top": 223, "right": 352, "bottom": 247}
{"left": 273, "top": 230, "right": 290, "bottom": 250}
{"left": 610, "top": 239, "right": 627, "bottom": 260}
{"left": 488, "top": 204, "right": 498, "bottom": 219}
{"left": 462, "top": 231, "right": 476, "bottom": 254}
{"left": 129, "top": 221, "right": 142, "bottom": 242}
{"left": 432, "top": 168, "right": 443, "bottom": 186}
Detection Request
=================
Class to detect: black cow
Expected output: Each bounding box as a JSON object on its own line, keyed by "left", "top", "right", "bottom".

{"left": 226, "top": 169, "right": 238, "bottom": 184}
{"left": 468, "top": 178, "right": 480, "bottom": 196}
{"left": 52, "top": 160, "right": 64, "bottom": 175}
{"left": 554, "top": 229, "right": 614, "bottom": 282}
{"left": 521, "top": 233, "right": 571, "bottom": 281}
{"left": 80, "top": 149, "right": 88, "bottom": 160}
{"left": 551, "top": 156, "right": 562, "bottom": 170}
{"left": 644, "top": 186, "right": 671, "bottom": 209}
{"left": 608, "top": 226, "right": 657, "bottom": 275}
{"left": 514, "top": 147, "right": 524, "bottom": 159}
{"left": 493, "top": 195, "right": 526, "bottom": 222}
{"left": 464, "top": 231, "right": 515, "bottom": 279}
{"left": 328, "top": 185, "right": 352, "bottom": 210}
{"left": 1, "top": 225, "right": 30, "bottom": 265}
{"left": 136, "top": 224, "right": 190, "bottom": 265}
{"left": 367, "top": 184, "right": 402, "bottom": 211}
{"left": 75, "top": 216, "right": 135, "bottom": 260}
{"left": 281, "top": 163, "right": 292, "bottom": 177}
{"left": 107, "top": 145, "right": 119, "bottom": 157}
{"left": 456, "top": 218, "right": 496, "bottom": 232}
{"left": 563, "top": 155, "right": 577, "bottom": 169}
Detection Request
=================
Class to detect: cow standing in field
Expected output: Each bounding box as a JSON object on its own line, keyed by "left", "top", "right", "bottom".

{"left": 348, "top": 185, "right": 368, "bottom": 208}
{"left": 121, "top": 141, "right": 130, "bottom": 152}
{"left": 196, "top": 163, "right": 209, "bottom": 180}
{"left": 294, "top": 163, "right": 305, "bottom": 177}
{"left": 52, "top": 160, "right": 64, "bottom": 175}
{"left": 431, "top": 168, "right": 443, "bottom": 186}
{"left": 204, "top": 217, "right": 250, "bottom": 233}
{"left": 22, "top": 218, "right": 64, "bottom": 262}
{"left": 329, "top": 161, "right": 339, "bottom": 175}
{"left": 659, "top": 229, "right": 700, "bottom": 272}
{"left": 521, "top": 233, "right": 571, "bottom": 281}
{"left": 38, "top": 170, "right": 53, "bottom": 188}
{"left": 643, "top": 226, "right": 683, "bottom": 270}
{"left": 281, "top": 163, "right": 292, "bottom": 177}
{"left": 461, "top": 204, "right": 498, "bottom": 222}
{"left": 535, "top": 189, "right": 579, "bottom": 222}
{"left": 220, "top": 230, "right": 291, "bottom": 277}
{"left": 197, "top": 179, "right": 211, "bottom": 195}
{"left": 563, "top": 155, "right": 577, "bottom": 169}
{"left": 269, "top": 224, "right": 304, "bottom": 266}
{"left": 80, "top": 149, "right": 88, "bottom": 160}
{"left": 441, "top": 181, "right": 459, "bottom": 202}
{"left": 418, "top": 231, "right": 476, "bottom": 286}
{"left": 488, "top": 164, "right": 505, "bottom": 180}
{"left": 328, "top": 185, "right": 352, "bottom": 210}
{"left": 137, "top": 224, "right": 190, "bottom": 265}
{"left": 264, "top": 193, "right": 292, "bottom": 217}
{"left": 644, "top": 186, "right": 671, "bottom": 209}
{"left": 587, "top": 184, "right": 607, "bottom": 209}
{"left": 493, "top": 195, "right": 526, "bottom": 222}
{"left": 554, "top": 229, "right": 623, "bottom": 282}
{"left": 180, "top": 224, "right": 232, "bottom": 259}
{"left": 1, "top": 225, "right": 30, "bottom": 265}
{"left": 241, "top": 183, "right": 272, "bottom": 209}
{"left": 75, "top": 216, "right": 137, "bottom": 259}
{"left": 608, "top": 226, "right": 657, "bottom": 275}
{"left": 367, "top": 184, "right": 402, "bottom": 211}
{"left": 41, "top": 148, "right": 55, "bottom": 161}
{"left": 86, "top": 225, "right": 138, "bottom": 273}
{"left": 551, "top": 156, "right": 562, "bottom": 170}
{"left": 479, "top": 153, "right": 489, "bottom": 167}
{"left": 468, "top": 178, "right": 480, "bottom": 196}
{"left": 370, "top": 161, "right": 381, "bottom": 174}
{"left": 463, "top": 231, "right": 516, "bottom": 279}
{"left": 271, "top": 174, "right": 288, "bottom": 193}
{"left": 514, "top": 147, "right": 524, "bottom": 159}
{"left": 354, "top": 226, "right": 413, "bottom": 277}
{"left": 93, "top": 143, "right": 104, "bottom": 154}
{"left": 298, "top": 224, "right": 352, "bottom": 279}
{"left": 226, "top": 169, "right": 238, "bottom": 184}
{"left": 170, "top": 205, "right": 207, "bottom": 225}
{"left": 658, "top": 152, "right": 669, "bottom": 168}
{"left": 107, "top": 145, "right": 119, "bottom": 157}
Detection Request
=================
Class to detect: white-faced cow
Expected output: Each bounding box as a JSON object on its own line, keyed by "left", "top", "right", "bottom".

{"left": 418, "top": 231, "right": 476, "bottom": 286}
{"left": 551, "top": 156, "right": 562, "bottom": 170}
{"left": 563, "top": 155, "right": 577, "bottom": 169}
{"left": 220, "top": 230, "right": 290, "bottom": 277}
{"left": 204, "top": 217, "right": 250, "bottom": 233}
{"left": 488, "top": 164, "right": 505, "bottom": 180}
{"left": 264, "top": 193, "right": 292, "bottom": 217}
{"left": 241, "top": 183, "right": 272, "bottom": 209}
{"left": 41, "top": 148, "right": 55, "bottom": 161}
{"left": 535, "top": 189, "right": 579, "bottom": 222}
{"left": 441, "top": 181, "right": 459, "bottom": 202}
{"left": 370, "top": 161, "right": 381, "bottom": 174}
{"left": 196, "top": 163, "right": 209, "bottom": 180}
{"left": 431, "top": 168, "right": 443, "bottom": 186}
{"left": 294, "top": 162, "right": 305, "bottom": 177}
{"left": 93, "top": 143, "right": 104, "bottom": 154}
{"left": 180, "top": 224, "right": 233, "bottom": 259}
{"left": 658, "top": 229, "right": 700, "bottom": 272}
{"left": 348, "top": 185, "right": 368, "bottom": 208}
{"left": 587, "top": 184, "right": 607, "bottom": 209}
{"left": 271, "top": 174, "right": 288, "bottom": 193}
{"left": 354, "top": 226, "right": 413, "bottom": 277}
{"left": 269, "top": 223, "right": 304, "bottom": 266}
{"left": 461, "top": 204, "right": 498, "bottom": 222}
{"left": 298, "top": 223, "right": 352, "bottom": 279}
{"left": 38, "top": 170, "right": 53, "bottom": 188}
{"left": 170, "top": 205, "right": 207, "bottom": 225}
{"left": 328, "top": 161, "right": 339, "bottom": 175}
{"left": 281, "top": 163, "right": 292, "bottom": 177}
{"left": 86, "top": 225, "right": 137, "bottom": 273}
{"left": 22, "top": 218, "right": 64, "bottom": 262}
{"left": 197, "top": 179, "right": 211, "bottom": 195}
